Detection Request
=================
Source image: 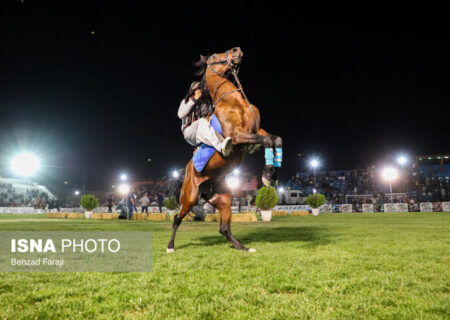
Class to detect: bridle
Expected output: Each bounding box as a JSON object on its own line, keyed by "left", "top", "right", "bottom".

{"left": 206, "top": 51, "right": 258, "bottom": 132}
{"left": 206, "top": 50, "right": 234, "bottom": 94}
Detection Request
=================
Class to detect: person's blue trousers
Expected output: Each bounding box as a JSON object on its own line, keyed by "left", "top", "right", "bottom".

{"left": 127, "top": 206, "right": 134, "bottom": 219}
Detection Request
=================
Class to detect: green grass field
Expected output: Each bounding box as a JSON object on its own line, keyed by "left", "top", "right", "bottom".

{"left": 0, "top": 212, "right": 449, "bottom": 319}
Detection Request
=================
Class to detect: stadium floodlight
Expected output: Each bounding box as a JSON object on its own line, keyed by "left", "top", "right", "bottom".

{"left": 397, "top": 156, "right": 407, "bottom": 165}
{"left": 119, "top": 184, "right": 130, "bottom": 194}
{"left": 310, "top": 159, "right": 319, "bottom": 168}
{"left": 382, "top": 167, "right": 398, "bottom": 181}
{"left": 74, "top": 190, "right": 80, "bottom": 196}
{"left": 382, "top": 167, "right": 398, "bottom": 203}
{"left": 11, "top": 153, "right": 40, "bottom": 177}
{"left": 120, "top": 174, "right": 128, "bottom": 181}
{"left": 232, "top": 168, "right": 240, "bottom": 176}
{"left": 172, "top": 170, "right": 180, "bottom": 178}
{"left": 226, "top": 176, "right": 240, "bottom": 189}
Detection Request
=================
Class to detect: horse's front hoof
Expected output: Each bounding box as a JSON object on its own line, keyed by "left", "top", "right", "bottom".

{"left": 166, "top": 248, "right": 175, "bottom": 253}
{"left": 248, "top": 248, "right": 257, "bottom": 253}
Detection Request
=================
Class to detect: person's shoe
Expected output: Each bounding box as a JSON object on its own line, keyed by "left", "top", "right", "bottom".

{"left": 220, "top": 137, "right": 233, "bottom": 157}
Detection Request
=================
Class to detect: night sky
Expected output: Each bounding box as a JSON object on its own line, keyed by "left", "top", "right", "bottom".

{"left": 0, "top": 2, "right": 448, "bottom": 190}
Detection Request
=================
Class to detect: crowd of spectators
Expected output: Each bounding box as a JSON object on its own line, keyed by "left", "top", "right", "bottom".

{"left": 128, "top": 178, "right": 172, "bottom": 206}
{"left": 100, "top": 178, "right": 172, "bottom": 212}
{"left": 0, "top": 182, "right": 50, "bottom": 207}
{"left": 3, "top": 162, "right": 449, "bottom": 209}
{"left": 286, "top": 163, "right": 450, "bottom": 204}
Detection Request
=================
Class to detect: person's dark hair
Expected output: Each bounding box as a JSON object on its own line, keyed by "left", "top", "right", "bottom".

{"left": 184, "top": 81, "right": 200, "bottom": 103}
{"left": 182, "top": 55, "right": 214, "bottom": 105}
{"left": 183, "top": 81, "right": 211, "bottom": 106}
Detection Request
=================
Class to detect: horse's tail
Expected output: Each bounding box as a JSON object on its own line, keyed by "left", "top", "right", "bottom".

{"left": 167, "top": 169, "right": 185, "bottom": 205}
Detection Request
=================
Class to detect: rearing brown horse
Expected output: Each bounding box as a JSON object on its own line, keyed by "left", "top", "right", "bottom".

{"left": 167, "top": 47, "right": 283, "bottom": 252}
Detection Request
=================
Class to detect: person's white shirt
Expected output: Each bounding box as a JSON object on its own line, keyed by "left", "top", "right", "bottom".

{"left": 139, "top": 196, "right": 150, "bottom": 207}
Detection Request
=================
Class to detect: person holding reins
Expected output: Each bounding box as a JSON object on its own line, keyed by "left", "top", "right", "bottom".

{"left": 178, "top": 81, "right": 232, "bottom": 156}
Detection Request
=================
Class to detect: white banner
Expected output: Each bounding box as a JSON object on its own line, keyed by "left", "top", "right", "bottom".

{"left": 1, "top": 202, "right": 448, "bottom": 214}
{"left": 395, "top": 203, "right": 408, "bottom": 212}
{"left": 60, "top": 208, "right": 83, "bottom": 213}
{"left": 341, "top": 204, "right": 352, "bottom": 213}
{"left": 0, "top": 207, "right": 44, "bottom": 214}
{"left": 419, "top": 202, "right": 433, "bottom": 212}
{"left": 384, "top": 203, "right": 395, "bottom": 212}
{"left": 442, "top": 202, "right": 450, "bottom": 212}
{"left": 383, "top": 203, "right": 409, "bottom": 212}
{"left": 320, "top": 204, "right": 332, "bottom": 213}
{"left": 274, "top": 205, "right": 310, "bottom": 212}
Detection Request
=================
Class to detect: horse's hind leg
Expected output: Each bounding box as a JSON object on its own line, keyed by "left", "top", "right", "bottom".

{"left": 167, "top": 165, "right": 199, "bottom": 253}
{"left": 210, "top": 193, "right": 256, "bottom": 252}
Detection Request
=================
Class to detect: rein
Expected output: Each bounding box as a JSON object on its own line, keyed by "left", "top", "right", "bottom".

{"left": 207, "top": 51, "right": 232, "bottom": 99}
{"left": 206, "top": 52, "right": 258, "bottom": 133}
{"left": 232, "top": 70, "right": 258, "bottom": 133}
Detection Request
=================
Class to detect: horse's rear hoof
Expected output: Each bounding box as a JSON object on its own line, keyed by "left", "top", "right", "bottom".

{"left": 166, "top": 248, "right": 175, "bottom": 253}
{"left": 248, "top": 248, "right": 257, "bottom": 253}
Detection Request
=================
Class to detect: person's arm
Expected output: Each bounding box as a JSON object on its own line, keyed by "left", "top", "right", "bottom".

{"left": 177, "top": 98, "right": 196, "bottom": 119}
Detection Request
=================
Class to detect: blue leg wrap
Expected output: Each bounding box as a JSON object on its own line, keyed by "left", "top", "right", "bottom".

{"left": 265, "top": 148, "right": 274, "bottom": 166}
{"left": 274, "top": 148, "right": 283, "bottom": 167}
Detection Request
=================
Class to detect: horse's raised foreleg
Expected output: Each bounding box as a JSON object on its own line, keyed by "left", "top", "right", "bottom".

{"left": 258, "top": 129, "right": 283, "bottom": 186}
{"left": 233, "top": 128, "right": 283, "bottom": 186}
{"left": 209, "top": 192, "right": 256, "bottom": 252}
{"left": 167, "top": 163, "right": 199, "bottom": 253}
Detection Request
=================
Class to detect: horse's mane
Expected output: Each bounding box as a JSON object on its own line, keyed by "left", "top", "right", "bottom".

{"left": 193, "top": 54, "right": 209, "bottom": 76}
{"left": 193, "top": 54, "right": 210, "bottom": 96}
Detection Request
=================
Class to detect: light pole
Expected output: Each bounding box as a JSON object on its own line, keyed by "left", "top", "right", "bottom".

{"left": 310, "top": 159, "right": 319, "bottom": 189}
{"left": 382, "top": 167, "right": 398, "bottom": 203}
{"left": 226, "top": 176, "right": 240, "bottom": 211}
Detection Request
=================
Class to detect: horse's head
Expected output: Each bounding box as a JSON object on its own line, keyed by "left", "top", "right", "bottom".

{"left": 208, "top": 47, "right": 243, "bottom": 74}
{"left": 195, "top": 47, "right": 243, "bottom": 77}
